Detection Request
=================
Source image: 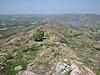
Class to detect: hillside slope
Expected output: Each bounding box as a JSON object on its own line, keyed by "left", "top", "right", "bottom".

{"left": 0, "top": 21, "right": 100, "bottom": 75}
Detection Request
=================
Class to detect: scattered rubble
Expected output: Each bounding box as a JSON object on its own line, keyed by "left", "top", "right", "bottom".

{"left": 17, "top": 63, "right": 37, "bottom": 75}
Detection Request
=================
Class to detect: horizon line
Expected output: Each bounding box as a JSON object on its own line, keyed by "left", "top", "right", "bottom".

{"left": 0, "top": 13, "right": 100, "bottom": 15}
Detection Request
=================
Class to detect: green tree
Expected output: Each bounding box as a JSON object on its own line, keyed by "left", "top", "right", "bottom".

{"left": 33, "top": 31, "right": 44, "bottom": 41}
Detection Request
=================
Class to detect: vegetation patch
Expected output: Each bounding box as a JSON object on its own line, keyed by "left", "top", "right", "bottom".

{"left": 0, "top": 44, "right": 40, "bottom": 75}
{"left": 94, "top": 47, "right": 100, "bottom": 51}
{"left": 33, "top": 30, "right": 44, "bottom": 42}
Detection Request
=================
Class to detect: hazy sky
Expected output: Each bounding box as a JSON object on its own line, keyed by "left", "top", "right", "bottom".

{"left": 0, "top": 0, "right": 100, "bottom": 14}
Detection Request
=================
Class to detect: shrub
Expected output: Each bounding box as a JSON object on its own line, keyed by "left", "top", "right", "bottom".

{"left": 33, "top": 31, "right": 44, "bottom": 41}
{"left": 94, "top": 47, "right": 100, "bottom": 51}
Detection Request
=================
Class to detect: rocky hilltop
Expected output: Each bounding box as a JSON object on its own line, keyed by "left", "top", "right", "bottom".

{"left": 0, "top": 15, "right": 100, "bottom": 75}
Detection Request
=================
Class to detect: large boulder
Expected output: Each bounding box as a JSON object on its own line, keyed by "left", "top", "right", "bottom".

{"left": 55, "top": 62, "right": 70, "bottom": 75}
{"left": 56, "top": 62, "right": 64, "bottom": 75}
{"left": 70, "top": 69, "right": 80, "bottom": 75}
{"left": 70, "top": 63, "right": 81, "bottom": 75}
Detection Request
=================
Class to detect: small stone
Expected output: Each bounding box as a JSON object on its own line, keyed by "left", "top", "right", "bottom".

{"left": 39, "top": 52, "right": 44, "bottom": 56}
{"left": 63, "top": 43, "right": 67, "bottom": 46}
{"left": 62, "top": 70, "right": 66, "bottom": 74}
{"left": 55, "top": 42, "right": 59, "bottom": 44}
{"left": 63, "top": 63, "right": 67, "bottom": 67}
{"left": 27, "top": 63, "right": 36, "bottom": 71}
{"left": 64, "top": 58, "right": 67, "bottom": 62}
{"left": 15, "top": 65, "right": 23, "bottom": 71}
{"left": 17, "top": 70, "right": 24, "bottom": 75}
